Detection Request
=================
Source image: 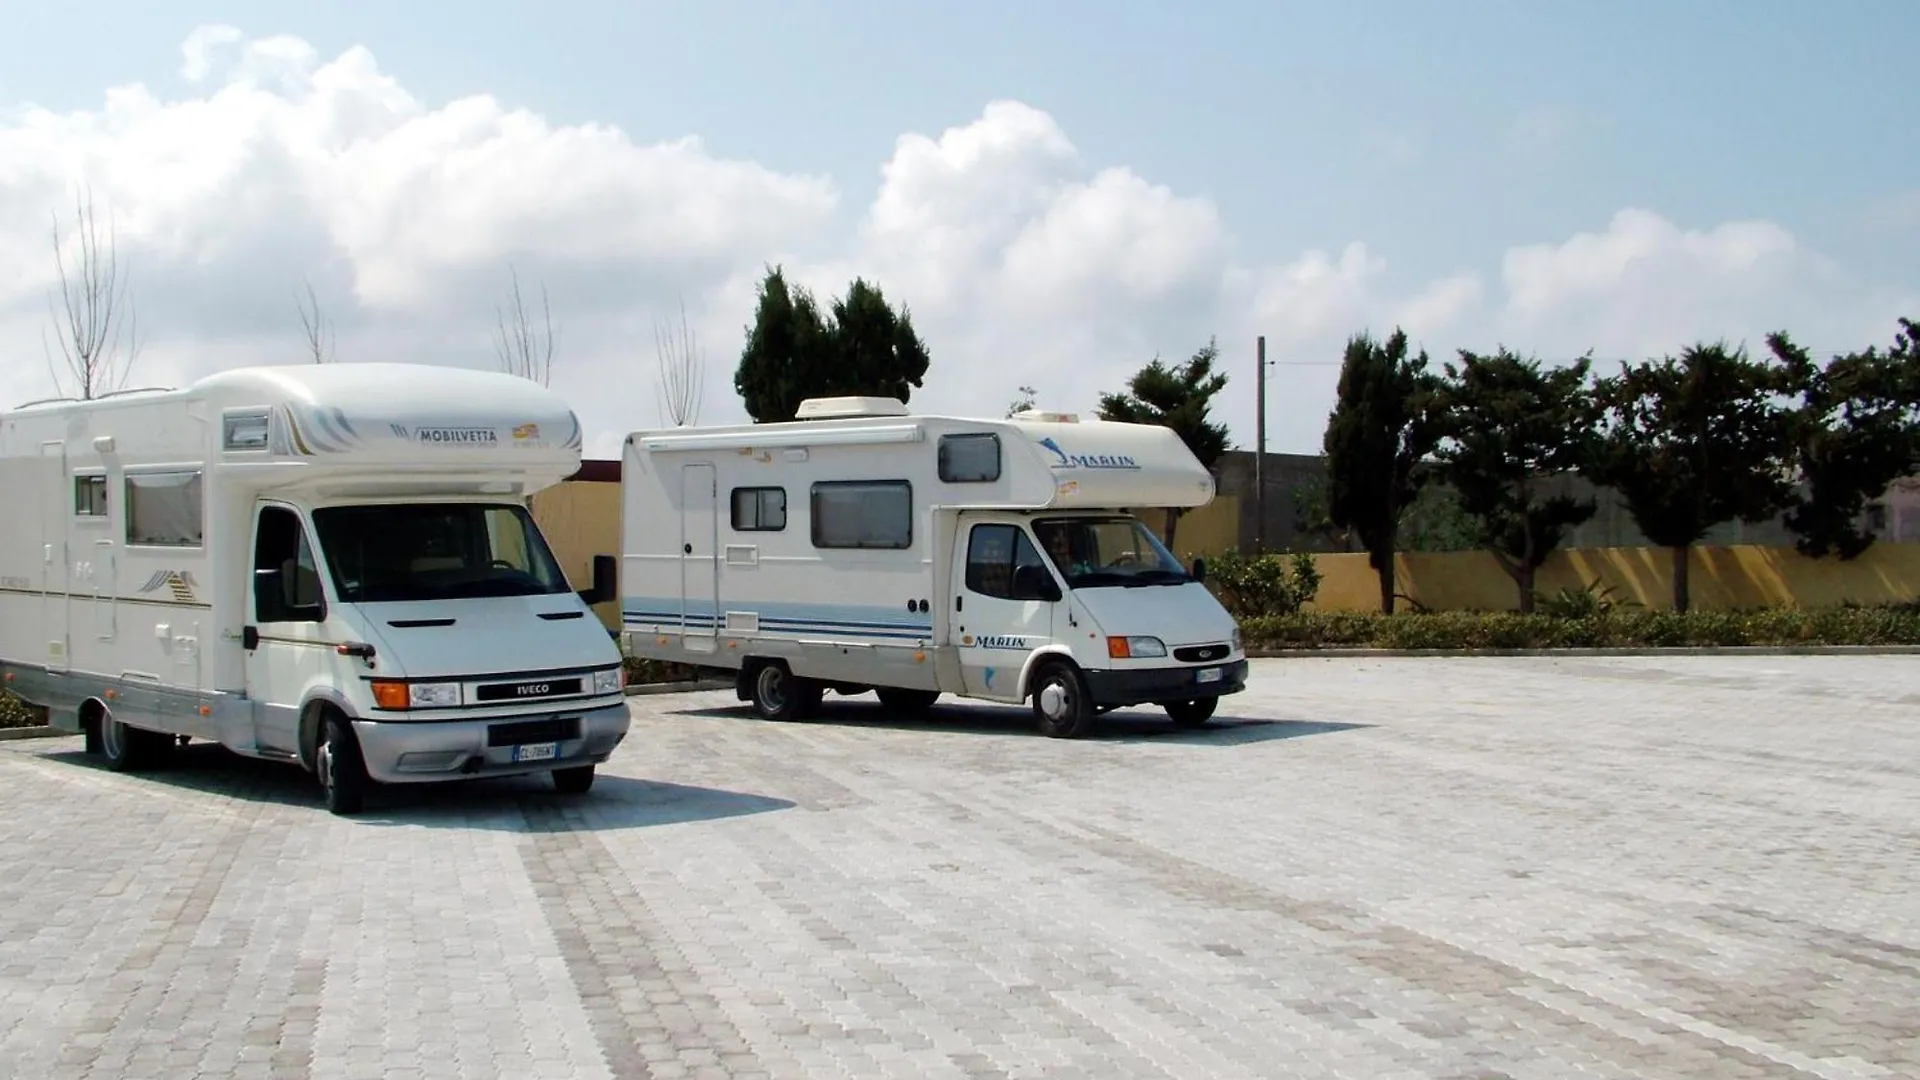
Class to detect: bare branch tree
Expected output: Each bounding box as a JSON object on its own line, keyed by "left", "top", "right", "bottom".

{"left": 44, "top": 186, "right": 141, "bottom": 399}
{"left": 655, "top": 297, "right": 704, "bottom": 427}
{"left": 494, "top": 263, "right": 556, "bottom": 387}
{"left": 296, "top": 278, "right": 335, "bottom": 364}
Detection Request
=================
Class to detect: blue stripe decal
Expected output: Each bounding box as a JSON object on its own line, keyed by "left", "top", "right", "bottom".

{"left": 620, "top": 595, "right": 932, "bottom": 641}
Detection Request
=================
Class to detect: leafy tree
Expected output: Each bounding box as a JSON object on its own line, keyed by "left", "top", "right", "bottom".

{"left": 1322, "top": 328, "right": 1444, "bottom": 613}
{"left": 1768, "top": 318, "right": 1920, "bottom": 560}
{"left": 1395, "top": 482, "right": 1482, "bottom": 554}
{"left": 1432, "top": 349, "right": 1601, "bottom": 611}
{"left": 1587, "top": 342, "right": 1801, "bottom": 611}
{"left": 1096, "top": 338, "right": 1232, "bottom": 549}
{"left": 733, "top": 266, "right": 930, "bottom": 423}
{"left": 1006, "top": 384, "right": 1037, "bottom": 418}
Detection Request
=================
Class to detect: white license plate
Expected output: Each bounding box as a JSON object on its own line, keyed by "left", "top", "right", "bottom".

{"left": 1196, "top": 667, "right": 1222, "bottom": 684}
{"left": 512, "top": 741, "right": 558, "bottom": 763}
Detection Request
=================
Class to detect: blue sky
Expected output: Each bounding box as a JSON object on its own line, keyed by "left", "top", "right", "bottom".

{"left": 2, "top": 2, "right": 1915, "bottom": 453}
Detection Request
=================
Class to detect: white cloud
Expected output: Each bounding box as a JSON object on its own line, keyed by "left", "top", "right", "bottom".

{"left": 1, "top": 27, "right": 1911, "bottom": 462}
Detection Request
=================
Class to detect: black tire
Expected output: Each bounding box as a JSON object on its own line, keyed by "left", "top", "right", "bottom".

{"left": 1029, "top": 661, "right": 1095, "bottom": 739}
{"left": 1165, "top": 697, "right": 1219, "bottom": 728}
{"left": 552, "top": 765, "right": 595, "bottom": 794}
{"left": 875, "top": 688, "right": 939, "bottom": 713}
{"left": 316, "top": 713, "right": 368, "bottom": 816}
{"left": 749, "top": 663, "right": 821, "bottom": 721}
{"left": 97, "top": 709, "right": 146, "bottom": 772}
{"left": 82, "top": 718, "right": 102, "bottom": 756}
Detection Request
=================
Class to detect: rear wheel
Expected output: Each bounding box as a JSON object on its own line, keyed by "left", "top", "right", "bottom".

{"left": 1165, "top": 697, "right": 1218, "bottom": 728}
{"left": 875, "top": 688, "right": 939, "bottom": 714}
{"left": 750, "top": 662, "right": 821, "bottom": 722}
{"left": 316, "top": 713, "right": 368, "bottom": 816}
{"left": 551, "top": 765, "right": 595, "bottom": 794}
{"left": 98, "top": 709, "right": 145, "bottom": 772}
{"left": 1029, "top": 661, "right": 1095, "bottom": 739}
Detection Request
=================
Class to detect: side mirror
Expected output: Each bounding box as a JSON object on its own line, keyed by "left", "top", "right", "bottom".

{"left": 579, "top": 553, "right": 618, "bottom": 607}
{"left": 1191, "top": 557, "right": 1207, "bottom": 584}
{"left": 1011, "top": 563, "right": 1061, "bottom": 602}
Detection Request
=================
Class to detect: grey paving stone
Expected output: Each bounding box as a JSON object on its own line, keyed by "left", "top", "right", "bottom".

{"left": 1, "top": 655, "right": 1917, "bottom": 1078}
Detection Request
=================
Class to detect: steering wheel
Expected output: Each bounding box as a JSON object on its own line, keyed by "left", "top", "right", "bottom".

{"left": 490, "top": 559, "right": 517, "bottom": 570}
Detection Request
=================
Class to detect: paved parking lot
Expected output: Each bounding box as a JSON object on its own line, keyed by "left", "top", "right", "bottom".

{"left": 1, "top": 654, "right": 1916, "bottom": 1080}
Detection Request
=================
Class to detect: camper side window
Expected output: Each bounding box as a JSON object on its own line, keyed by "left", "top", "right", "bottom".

{"left": 731, "top": 487, "right": 787, "bottom": 531}
{"left": 125, "top": 470, "right": 204, "bottom": 547}
{"left": 73, "top": 474, "right": 108, "bottom": 518}
{"left": 939, "top": 433, "right": 1001, "bottom": 483}
{"left": 811, "top": 480, "right": 912, "bottom": 550}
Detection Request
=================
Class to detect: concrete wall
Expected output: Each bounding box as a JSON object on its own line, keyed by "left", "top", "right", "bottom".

{"left": 1305, "top": 541, "right": 1920, "bottom": 613}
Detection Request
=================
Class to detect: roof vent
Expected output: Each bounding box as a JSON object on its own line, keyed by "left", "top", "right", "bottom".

{"left": 794, "top": 396, "right": 909, "bottom": 420}
{"left": 1011, "top": 408, "right": 1080, "bottom": 424}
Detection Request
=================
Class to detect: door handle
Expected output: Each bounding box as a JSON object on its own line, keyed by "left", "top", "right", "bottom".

{"left": 684, "top": 543, "right": 692, "bottom": 554}
{"left": 242, "top": 625, "right": 259, "bottom": 651}
{"left": 955, "top": 596, "right": 963, "bottom": 612}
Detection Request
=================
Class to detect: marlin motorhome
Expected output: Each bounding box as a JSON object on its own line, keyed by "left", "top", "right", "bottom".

{"left": 0, "top": 364, "right": 629, "bottom": 814}
{"left": 619, "top": 397, "right": 1247, "bottom": 737}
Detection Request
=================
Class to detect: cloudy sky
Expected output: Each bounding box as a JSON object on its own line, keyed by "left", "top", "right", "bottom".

{"left": 2, "top": 2, "right": 1914, "bottom": 459}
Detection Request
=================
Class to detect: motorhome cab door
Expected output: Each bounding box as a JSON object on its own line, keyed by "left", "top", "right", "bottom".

{"left": 243, "top": 503, "right": 327, "bottom": 757}
{"left": 951, "top": 521, "right": 1062, "bottom": 701}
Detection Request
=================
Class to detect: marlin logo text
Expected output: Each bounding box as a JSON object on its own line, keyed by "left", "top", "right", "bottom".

{"left": 974, "top": 635, "right": 1029, "bottom": 650}
{"left": 1036, "top": 437, "right": 1140, "bottom": 471}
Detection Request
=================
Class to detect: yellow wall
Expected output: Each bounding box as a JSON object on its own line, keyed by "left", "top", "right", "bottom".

{"left": 1305, "top": 542, "right": 1920, "bottom": 612}
{"left": 1134, "top": 495, "right": 1240, "bottom": 561}
{"left": 529, "top": 481, "right": 623, "bottom": 631}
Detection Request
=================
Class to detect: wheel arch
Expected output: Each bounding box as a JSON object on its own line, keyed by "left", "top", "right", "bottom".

{"left": 297, "top": 688, "right": 360, "bottom": 772}
{"left": 1014, "top": 646, "right": 1082, "bottom": 701}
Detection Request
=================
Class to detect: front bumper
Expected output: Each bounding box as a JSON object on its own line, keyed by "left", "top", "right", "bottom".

{"left": 351, "top": 701, "right": 631, "bottom": 784}
{"left": 1082, "top": 659, "right": 1249, "bottom": 708}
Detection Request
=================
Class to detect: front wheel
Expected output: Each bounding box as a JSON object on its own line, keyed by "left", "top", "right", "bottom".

{"left": 1165, "top": 697, "right": 1218, "bottom": 728}
{"left": 552, "top": 765, "right": 595, "bottom": 794}
{"left": 1029, "top": 662, "right": 1095, "bottom": 739}
{"left": 316, "top": 713, "right": 368, "bottom": 816}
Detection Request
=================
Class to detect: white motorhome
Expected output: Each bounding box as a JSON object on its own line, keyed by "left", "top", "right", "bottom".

{"left": 0, "top": 363, "right": 630, "bottom": 814}
{"left": 618, "top": 397, "right": 1247, "bottom": 737}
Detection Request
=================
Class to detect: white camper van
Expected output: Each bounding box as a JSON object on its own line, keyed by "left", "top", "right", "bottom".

{"left": 618, "top": 397, "right": 1247, "bottom": 738}
{"left": 0, "top": 364, "right": 630, "bottom": 814}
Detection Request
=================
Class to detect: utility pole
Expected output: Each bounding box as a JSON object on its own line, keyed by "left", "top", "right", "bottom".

{"left": 1254, "top": 335, "right": 1266, "bottom": 554}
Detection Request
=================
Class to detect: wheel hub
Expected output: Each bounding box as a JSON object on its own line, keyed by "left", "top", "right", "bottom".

{"left": 1039, "top": 681, "right": 1068, "bottom": 718}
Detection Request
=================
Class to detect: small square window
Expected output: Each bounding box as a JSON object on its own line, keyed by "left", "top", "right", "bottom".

{"left": 731, "top": 487, "right": 787, "bottom": 531}
{"left": 74, "top": 475, "right": 107, "bottom": 517}
{"left": 939, "top": 433, "right": 1001, "bottom": 483}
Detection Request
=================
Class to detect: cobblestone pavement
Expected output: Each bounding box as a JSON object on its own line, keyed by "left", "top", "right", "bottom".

{"left": 2, "top": 655, "right": 1917, "bottom": 1080}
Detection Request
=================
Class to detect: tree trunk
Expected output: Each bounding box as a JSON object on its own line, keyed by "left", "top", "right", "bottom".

{"left": 1375, "top": 549, "right": 1396, "bottom": 614}
{"left": 1670, "top": 545, "right": 1690, "bottom": 612}
{"left": 1517, "top": 562, "right": 1536, "bottom": 613}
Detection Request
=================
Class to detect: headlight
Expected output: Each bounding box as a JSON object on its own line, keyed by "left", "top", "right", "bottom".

{"left": 408, "top": 682, "right": 461, "bottom": 708}
{"left": 593, "top": 668, "right": 624, "bottom": 695}
{"left": 372, "top": 680, "right": 461, "bottom": 710}
{"left": 1106, "top": 636, "right": 1167, "bottom": 659}
{"left": 1231, "top": 626, "right": 1243, "bottom": 651}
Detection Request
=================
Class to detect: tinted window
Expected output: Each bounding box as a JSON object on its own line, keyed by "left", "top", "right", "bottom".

{"left": 74, "top": 474, "right": 107, "bottom": 517}
{"left": 811, "top": 481, "right": 912, "bottom": 549}
{"left": 311, "top": 503, "right": 572, "bottom": 602}
{"left": 939, "top": 433, "right": 1001, "bottom": 483}
{"left": 253, "top": 506, "right": 324, "bottom": 623}
{"left": 731, "top": 487, "right": 786, "bottom": 531}
{"left": 965, "top": 524, "right": 1048, "bottom": 600}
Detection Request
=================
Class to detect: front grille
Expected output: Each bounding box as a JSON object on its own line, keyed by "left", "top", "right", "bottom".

{"left": 474, "top": 676, "right": 584, "bottom": 703}
{"left": 486, "top": 716, "right": 582, "bottom": 747}
{"left": 1174, "top": 643, "right": 1231, "bottom": 663}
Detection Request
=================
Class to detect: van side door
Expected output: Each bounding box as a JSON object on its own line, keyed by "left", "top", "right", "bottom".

{"left": 951, "top": 522, "right": 1061, "bottom": 702}
{"left": 242, "top": 503, "right": 327, "bottom": 756}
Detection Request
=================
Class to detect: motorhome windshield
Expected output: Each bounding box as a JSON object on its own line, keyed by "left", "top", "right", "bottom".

{"left": 311, "top": 503, "right": 573, "bottom": 603}
{"left": 1033, "top": 516, "right": 1192, "bottom": 588}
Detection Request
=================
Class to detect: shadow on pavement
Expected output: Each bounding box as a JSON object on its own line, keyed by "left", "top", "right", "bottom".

{"left": 33, "top": 743, "right": 795, "bottom": 830}
{"left": 660, "top": 699, "right": 1374, "bottom": 745}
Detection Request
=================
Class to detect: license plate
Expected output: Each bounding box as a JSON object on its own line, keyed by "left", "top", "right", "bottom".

{"left": 512, "top": 741, "right": 558, "bottom": 762}
{"left": 1196, "top": 667, "right": 1222, "bottom": 684}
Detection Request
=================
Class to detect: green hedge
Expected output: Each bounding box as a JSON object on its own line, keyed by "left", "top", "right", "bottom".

{"left": 1241, "top": 606, "right": 1920, "bottom": 651}
{"left": 622, "top": 655, "right": 728, "bottom": 686}
{"left": 0, "top": 691, "right": 47, "bottom": 729}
